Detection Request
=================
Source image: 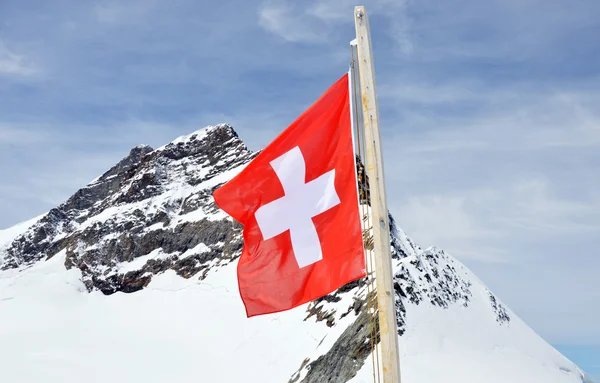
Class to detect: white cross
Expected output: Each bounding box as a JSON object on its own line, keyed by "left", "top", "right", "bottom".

{"left": 254, "top": 146, "right": 341, "bottom": 268}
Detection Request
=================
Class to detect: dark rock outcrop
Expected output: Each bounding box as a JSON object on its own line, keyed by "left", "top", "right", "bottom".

{"left": 489, "top": 291, "right": 511, "bottom": 324}
{"left": 1, "top": 124, "right": 253, "bottom": 293}
{"left": 294, "top": 297, "right": 379, "bottom": 383}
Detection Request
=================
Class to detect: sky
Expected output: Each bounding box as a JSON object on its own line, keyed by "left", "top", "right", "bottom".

{"left": 1, "top": 0, "right": 598, "bottom": 379}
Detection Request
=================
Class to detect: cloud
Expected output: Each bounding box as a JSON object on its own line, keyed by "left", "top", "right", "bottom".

{"left": 380, "top": 75, "right": 600, "bottom": 144}
{"left": 495, "top": 178, "right": 600, "bottom": 233}
{"left": 383, "top": 77, "right": 600, "bottom": 248}
{"left": 0, "top": 42, "right": 38, "bottom": 77}
{"left": 258, "top": 2, "right": 327, "bottom": 43}
{"left": 257, "top": 0, "right": 413, "bottom": 53}
{"left": 393, "top": 176, "right": 600, "bottom": 263}
{"left": 0, "top": 124, "right": 50, "bottom": 145}
{"left": 93, "top": 1, "right": 159, "bottom": 25}
{"left": 394, "top": 194, "right": 507, "bottom": 262}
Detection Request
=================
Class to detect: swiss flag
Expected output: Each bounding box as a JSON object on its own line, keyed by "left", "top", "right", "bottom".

{"left": 213, "top": 73, "right": 366, "bottom": 317}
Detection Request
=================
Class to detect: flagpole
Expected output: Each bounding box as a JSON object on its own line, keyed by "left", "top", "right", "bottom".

{"left": 353, "top": 6, "right": 402, "bottom": 383}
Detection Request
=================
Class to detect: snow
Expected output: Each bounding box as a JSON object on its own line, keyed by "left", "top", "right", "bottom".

{"left": 112, "top": 244, "right": 210, "bottom": 274}
{"left": 347, "top": 256, "right": 585, "bottom": 383}
{"left": 155, "top": 126, "right": 212, "bottom": 152}
{"left": 76, "top": 146, "right": 247, "bottom": 234}
{"left": 0, "top": 252, "right": 332, "bottom": 383}
{"left": 0, "top": 214, "right": 45, "bottom": 245}
{"left": 0, "top": 213, "right": 46, "bottom": 264}
{"left": 117, "top": 248, "right": 172, "bottom": 273}
{"left": 0, "top": 243, "right": 589, "bottom": 382}
{"left": 180, "top": 242, "right": 211, "bottom": 259}
{"left": 293, "top": 285, "right": 369, "bottom": 382}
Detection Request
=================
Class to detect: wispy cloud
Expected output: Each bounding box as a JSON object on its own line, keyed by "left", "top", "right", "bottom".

{"left": 0, "top": 42, "right": 38, "bottom": 77}
{"left": 0, "top": 124, "right": 50, "bottom": 145}
{"left": 93, "top": 0, "right": 160, "bottom": 25}
{"left": 496, "top": 177, "right": 600, "bottom": 233}
{"left": 257, "top": 0, "right": 412, "bottom": 52}
{"left": 383, "top": 75, "right": 600, "bottom": 255}
{"left": 395, "top": 194, "right": 507, "bottom": 262}
{"left": 258, "top": 2, "right": 327, "bottom": 43}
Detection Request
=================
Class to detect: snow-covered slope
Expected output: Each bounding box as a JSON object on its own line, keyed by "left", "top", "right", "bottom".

{"left": 0, "top": 124, "right": 594, "bottom": 383}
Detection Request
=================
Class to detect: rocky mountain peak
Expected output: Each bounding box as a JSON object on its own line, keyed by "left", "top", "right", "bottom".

{"left": 158, "top": 123, "right": 243, "bottom": 161}
{"left": 0, "top": 123, "right": 253, "bottom": 293}
{"left": 103, "top": 144, "right": 154, "bottom": 179}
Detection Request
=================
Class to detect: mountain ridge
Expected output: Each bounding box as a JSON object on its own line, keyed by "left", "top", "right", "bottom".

{"left": 0, "top": 123, "right": 594, "bottom": 383}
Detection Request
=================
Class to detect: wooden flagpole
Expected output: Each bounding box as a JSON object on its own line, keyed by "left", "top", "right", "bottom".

{"left": 353, "top": 5, "right": 402, "bottom": 383}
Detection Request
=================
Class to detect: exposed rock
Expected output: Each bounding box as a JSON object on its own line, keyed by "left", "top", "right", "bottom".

{"left": 1, "top": 124, "right": 253, "bottom": 293}
{"left": 298, "top": 298, "right": 379, "bottom": 383}
{"left": 489, "top": 291, "right": 511, "bottom": 324}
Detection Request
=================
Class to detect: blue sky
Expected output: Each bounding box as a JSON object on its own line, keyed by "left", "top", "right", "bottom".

{"left": 1, "top": 0, "right": 598, "bottom": 378}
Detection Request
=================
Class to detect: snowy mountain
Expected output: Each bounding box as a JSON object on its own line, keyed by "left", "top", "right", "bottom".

{"left": 0, "top": 124, "right": 595, "bottom": 383}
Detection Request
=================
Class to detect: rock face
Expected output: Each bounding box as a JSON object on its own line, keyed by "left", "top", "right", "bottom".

{"left": 1, "top": 124, "right": 253, "bottom": 293}
{"left": 0, "top": 124, "right": 592, "bottom": 383}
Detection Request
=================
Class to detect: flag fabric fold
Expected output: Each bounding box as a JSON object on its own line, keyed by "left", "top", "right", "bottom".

{"left": 213, "top": 73, "right": 366, "bottom": 317}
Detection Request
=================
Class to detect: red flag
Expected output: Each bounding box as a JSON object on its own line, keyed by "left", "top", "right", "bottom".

{"left": 213, "top": 73, "right": 365, "bottom": 317}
